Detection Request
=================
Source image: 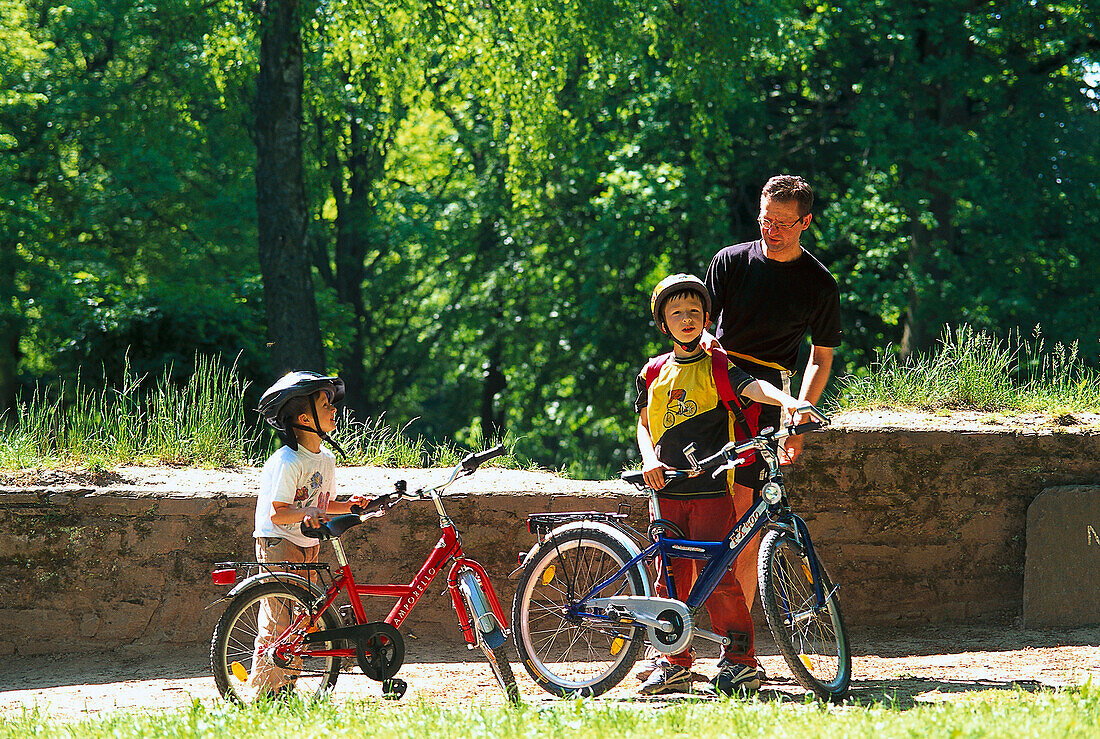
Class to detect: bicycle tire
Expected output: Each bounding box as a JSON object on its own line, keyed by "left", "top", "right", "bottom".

{"left": 512, "top": 527, "right": 647, "bottom": 697}
{"left": 211, "top": 581, "right": 342, "bottom": 704}
{"left": 758, "top": 529, "right": 851, "bottom": 701}
{"left": 458, "top": 583, "right": 522, "bottom": 704}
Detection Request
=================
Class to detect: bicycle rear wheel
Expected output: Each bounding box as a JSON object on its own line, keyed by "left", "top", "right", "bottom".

{"left": 211, "top": 581, "right": 342, "bottom": 704}
{"left": 758, "top": 529, "right": 851, "bottom": 701}
{"left": 512, "top": 527, "right": 647, "bottom": 697}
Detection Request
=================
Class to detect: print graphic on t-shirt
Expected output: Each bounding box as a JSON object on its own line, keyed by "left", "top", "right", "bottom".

{"left": 292, "top": 472, "right": 327, "bottom": 508}
{"left": 663, "top": 388, "right": 698, "bottom": 428}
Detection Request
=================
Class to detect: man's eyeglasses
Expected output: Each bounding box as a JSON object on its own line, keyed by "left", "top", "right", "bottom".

{"left": 758, "top": 215, "right": 806, "bottom": 232}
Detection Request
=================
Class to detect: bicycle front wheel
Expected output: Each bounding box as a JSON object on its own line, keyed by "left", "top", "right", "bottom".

{"left": 759, "top": 529, "right": 851, "bottom": 701}
{"left": 211, "top": 581, "right": 342, "bottom": 704}
{"left": 512, "top": 527, "right": 647, "bottom": 697}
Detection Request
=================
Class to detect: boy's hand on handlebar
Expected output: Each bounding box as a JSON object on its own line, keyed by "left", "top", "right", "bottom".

{"left": 300, "top": 506, "right": 327, "bottom": 528}
{"left": 642, "top": 461, "right": 673, "bottom": 490}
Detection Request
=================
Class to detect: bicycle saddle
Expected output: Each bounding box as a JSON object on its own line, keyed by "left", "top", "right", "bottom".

{"left": 300, "top": 513, "right": 361, "bottom": 540}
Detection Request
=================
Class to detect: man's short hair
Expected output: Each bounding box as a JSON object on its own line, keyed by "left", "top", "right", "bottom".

{"left": 762, "top": 175, "right": 814, "bottom": 216}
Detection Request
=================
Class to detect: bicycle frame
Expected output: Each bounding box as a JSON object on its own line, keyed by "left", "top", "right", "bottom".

{"left": 230, "top": 486, "right": 510, "bottom": 666}
{"left": 572, "top": 434, "right": 830, "bottom": 630}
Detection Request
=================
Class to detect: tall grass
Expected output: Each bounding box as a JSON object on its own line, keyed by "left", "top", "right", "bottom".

{"left": 333, "top": 412, "right": 529, "bottom": 470}
{"left": 0, "top": 355, "right": 529, "bottom": 472}
{"left": 837, "top": 324, "right": 1100, "bottom": 414}
{"left": 0, "top": 355, "right": 253, "bottom": 469}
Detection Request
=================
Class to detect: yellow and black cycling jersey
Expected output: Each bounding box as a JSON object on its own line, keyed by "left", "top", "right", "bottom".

{"left": 634, "top": 350, "right": 755, "bottom": 499}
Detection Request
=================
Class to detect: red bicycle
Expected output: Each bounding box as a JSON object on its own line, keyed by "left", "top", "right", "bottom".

{"left": 209, "top": 446, "right": 519, "bottom": 704}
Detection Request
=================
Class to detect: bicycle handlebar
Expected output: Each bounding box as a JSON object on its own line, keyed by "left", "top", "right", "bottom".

{"left": 693, "top": 403, "right": 828, "bottom": 472}
{"left": 298, "top": 445, "right": 509, "bottom": 539}
{"left": 621, "top": 404, "right": 830, "bottom": 489}
{"left": 461, "top": 444, "right": 507, "bottom": 471}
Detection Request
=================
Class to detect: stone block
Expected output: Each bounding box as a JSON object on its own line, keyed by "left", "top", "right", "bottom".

{"left": 1023, "top": 486, "right": 1100, "bottom": 627}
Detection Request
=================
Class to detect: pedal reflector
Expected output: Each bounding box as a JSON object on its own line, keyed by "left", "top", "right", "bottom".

{"left": 541, "top": 565, "right": 556, "bottom": 586}
{"left": 610, "top": 637, "right": 624, "bottom": 656}
{"left": 231, "top": 661, "right": 249, "bottom": 682}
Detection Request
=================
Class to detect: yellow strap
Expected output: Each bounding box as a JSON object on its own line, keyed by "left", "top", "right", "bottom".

{"left": 725, "top": 349, "right": 791, "bottom": 374}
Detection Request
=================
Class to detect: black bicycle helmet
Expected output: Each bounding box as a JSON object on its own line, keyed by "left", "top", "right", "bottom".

{"left": 258, "top": 371, "right": 346, "bottom": 453}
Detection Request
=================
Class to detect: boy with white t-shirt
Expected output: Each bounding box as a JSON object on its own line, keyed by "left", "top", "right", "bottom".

{"left": 249, "top": 370, "right": 368, "bottom": 696}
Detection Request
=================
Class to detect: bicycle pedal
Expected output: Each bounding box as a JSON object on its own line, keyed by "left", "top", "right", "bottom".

{"left": 382, "top": 678, "right": 408, "bottom": 700}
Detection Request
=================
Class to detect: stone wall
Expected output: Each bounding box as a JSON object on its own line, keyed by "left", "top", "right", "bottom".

{"left": 2, "top": 423, "right": 1098, "bottom": 656}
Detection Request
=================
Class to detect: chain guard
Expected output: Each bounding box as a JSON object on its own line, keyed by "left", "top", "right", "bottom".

{"left": 647, "top": 607, "right": 693, "bottom": 655}
{"left": 355, "top": 622, "right": 405, "bottom": 680}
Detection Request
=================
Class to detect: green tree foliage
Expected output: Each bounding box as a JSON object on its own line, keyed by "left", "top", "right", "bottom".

{"left": 2, "top": 0, "right": 1097, "bottom": 474}
{"left": 0, "top": 0, "right": 265, "bottom": 396}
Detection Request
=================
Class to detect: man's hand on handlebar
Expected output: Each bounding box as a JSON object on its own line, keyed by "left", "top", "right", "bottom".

{"left": 781, "top": 403, "right": 827, "bottom": 465}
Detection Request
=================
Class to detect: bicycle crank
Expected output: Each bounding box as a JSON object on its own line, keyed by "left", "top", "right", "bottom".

{"left": 355, "top": 622, "right": 405, "bottom": 681}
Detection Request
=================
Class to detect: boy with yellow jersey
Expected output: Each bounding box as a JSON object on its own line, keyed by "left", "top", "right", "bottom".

{"left": 634, "top": 274, "right": 803, "bottom": 696}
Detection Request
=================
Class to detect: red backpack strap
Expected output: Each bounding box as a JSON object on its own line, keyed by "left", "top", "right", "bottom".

{"left": 709, "top": 344, "right": 757, "bottom": 440}
{"left": 644, "top": 352, "right": 673, "bottom": 389}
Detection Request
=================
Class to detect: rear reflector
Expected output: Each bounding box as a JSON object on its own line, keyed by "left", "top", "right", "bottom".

{"left": 212, "top": 568, "right": 237, "bottom": 586}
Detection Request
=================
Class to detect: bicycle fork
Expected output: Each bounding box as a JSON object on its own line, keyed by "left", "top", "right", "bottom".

{"left": 448, "top": 559, "right": 509, "bottom": 650}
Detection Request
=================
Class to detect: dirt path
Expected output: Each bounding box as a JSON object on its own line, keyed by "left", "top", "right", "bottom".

{"left": 3, "top": 625, "right": 1098, "bottom": 722}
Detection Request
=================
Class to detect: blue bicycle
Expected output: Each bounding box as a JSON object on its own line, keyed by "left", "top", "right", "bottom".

{"left": 511, "top": 406, "right": 851, "bottom": 701}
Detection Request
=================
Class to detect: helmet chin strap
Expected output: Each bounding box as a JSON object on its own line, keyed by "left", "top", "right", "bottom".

{"left": 289, "top": 397, "right": 348, "bottom": 459}
{"left": 675, "top": 335, "right": 703, "bottom": 353}
{"left": 660, "top": 321, "right": 704, "bottom": 354}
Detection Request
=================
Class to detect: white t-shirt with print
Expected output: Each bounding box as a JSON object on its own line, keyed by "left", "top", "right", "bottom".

{"left": 254, "top": 444, "right": 336, "bottom": 548}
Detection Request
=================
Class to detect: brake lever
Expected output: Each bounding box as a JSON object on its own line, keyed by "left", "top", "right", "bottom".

{"left": 710, "top": 456, "right": 745, "bottom": 478}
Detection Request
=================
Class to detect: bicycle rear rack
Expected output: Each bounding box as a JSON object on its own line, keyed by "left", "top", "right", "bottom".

{"left": 525, "top": 503, "right": 633, "bottom": 538}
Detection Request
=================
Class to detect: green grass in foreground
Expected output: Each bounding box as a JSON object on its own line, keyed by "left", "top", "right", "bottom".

{"left": 836, "top": 324, "right": 1100, "bottom": 415}
{"left": 3, "top": 686, "right": 1099, "bottom": 738}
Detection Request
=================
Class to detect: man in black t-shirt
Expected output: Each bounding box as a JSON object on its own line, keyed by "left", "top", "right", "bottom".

{"left": 705, "top": 174, "right": 842, "bottom": 463}
{"left": 704, "top": 174, "right": 842, "bottom": 623}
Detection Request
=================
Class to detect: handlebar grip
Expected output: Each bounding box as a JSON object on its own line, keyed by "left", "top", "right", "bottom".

{"left": 789, "top": 420, "right": 824, "bottom": 435}
{"left": 461, "top": 444, "right": 507, "bottom": 471}
{"left": 621, "top": 469, "right": 688, "bottom": 489}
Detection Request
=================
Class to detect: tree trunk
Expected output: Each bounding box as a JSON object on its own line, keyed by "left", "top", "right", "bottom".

{"left": 900, "top": 14, "right": 971, "bottom": 359}
{"left": 480, "top": 340, "right": 506, "bottom": 440}
{"left": 255, "top": 0, "right": 324, "bottom": 373}
{"left": 331, "top": 117, "right": 371, "bottom": 416}
{"left": 0, "top": 243, "right": 20, "bottom": 412}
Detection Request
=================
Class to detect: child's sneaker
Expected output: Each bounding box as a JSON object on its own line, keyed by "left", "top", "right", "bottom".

{"left": 716, "top": 655, "right": 766, "bottom": 684}
{"left": 638, "top": 661, "right": 693, "bottom": 695}
{"left": 711, "top": 662, "right": 761, "bottom": 696}
{"left": 633, "top": 646, "right": 695, "bottom": 680}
